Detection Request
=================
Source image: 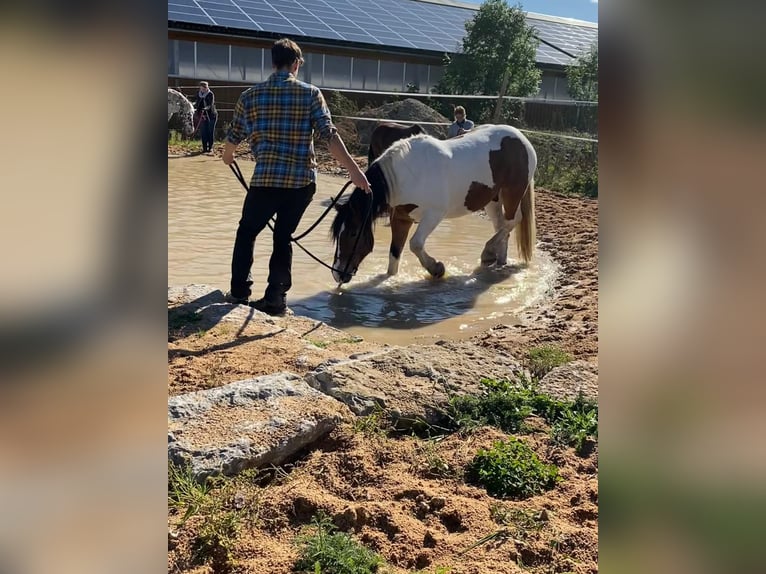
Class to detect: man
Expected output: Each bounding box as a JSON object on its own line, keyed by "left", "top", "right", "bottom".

{"left": 447, "top": 106, "right": 474, "bottom": 138}
{"left": 194, "top": 81, "right": 217, "bottom": 153}
{"left": 222, "top": 38, "right": 370, "bottom": 316}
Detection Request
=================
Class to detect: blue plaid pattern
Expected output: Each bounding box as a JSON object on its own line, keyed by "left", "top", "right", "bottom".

{"left": 226, "top": 71, "right": 336, "bottom": 189}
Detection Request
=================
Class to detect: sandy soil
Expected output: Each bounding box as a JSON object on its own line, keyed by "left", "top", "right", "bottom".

{"left": 167, "top": 141, "right": 599, "bottom": 573}
{"left": 168, "top": 425, "right": 598, "bottom": 574}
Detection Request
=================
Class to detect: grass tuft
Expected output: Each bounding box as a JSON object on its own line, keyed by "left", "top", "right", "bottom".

{"left": 168, "top": 462, "right": 211, "bottom": 522}
{"left": 295, "top": 513, "right": 384, "bottom": 574}
{"left": 527, "top": 345, "right": 573, "bottom": 378}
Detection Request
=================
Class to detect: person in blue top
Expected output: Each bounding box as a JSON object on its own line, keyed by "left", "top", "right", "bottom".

{"left": 447, "top": 106, "right": 474, "bottom": 138}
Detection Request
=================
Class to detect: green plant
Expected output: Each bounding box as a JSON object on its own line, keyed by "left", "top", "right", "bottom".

{"left": 295, "top": 513, "right": 384, "bottom": 574}
{"left": 448, "top": 378, "right": 599, "bottom": 454}
{"left": 528, "top": 135, "right": 598, "bottom": 197}
{"left": 490, "top": 505, "right": 546, "bottom": 539}
{"left": 415, "top": 439, "right": 454, "bottom": 479}
{"left": 551, "top": 397, "right": 598, "bottom": 454}
{"left": 448, "top": 378, "right": 536, "bottom": 433}
{"left": 352, "top": 405, "right": 388, "bottom": 437}
{"left": 527, "top": 345, "right": 573, "bottom": 378}
{"left": 168, "top": 308, "right": 203, "bottom": 331}
{"left": 326, "top": 91, "right": 358, "bottom": 118}
{"left": 168, "top": 462, "right": 211, "bottom": 522}
{"left": 567, "top": 43, "right": 598, "bottom": 102}
{"left": 467, "top": 438, "right": 560, "bottom": 499}
{"left": 437, "top": 0, "right": 541, "bottom": 120}
{"left": 194, "top": 509, "right": 242, "bottom": 571}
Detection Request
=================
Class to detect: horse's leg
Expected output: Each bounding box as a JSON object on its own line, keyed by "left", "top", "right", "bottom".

{"left": 481, "top": 199, "right": 506, "bottom": 266}
{"left": 388, "top": 205, "right": 415, "bottom": 275}
{"left": 487, "top": 188, "right": 525, "bottom": 265}
{"left": 409, "top": 211, "right": 446, "bottom": 278}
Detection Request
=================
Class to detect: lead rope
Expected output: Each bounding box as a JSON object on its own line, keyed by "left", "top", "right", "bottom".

{"left": 228, "top": 160, "right": 371, "bottom": 279}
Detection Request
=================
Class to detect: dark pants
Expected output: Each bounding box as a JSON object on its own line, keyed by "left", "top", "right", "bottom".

{"left": 200, "top": 114, "right": 217, "bottom": 151}
{"left": 230, "top": 183, "right": 315, "bottom": 303}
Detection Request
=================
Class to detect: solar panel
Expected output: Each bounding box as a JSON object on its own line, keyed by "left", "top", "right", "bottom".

{"left": 167, "top": 0, "right": 597, "bottom": 64}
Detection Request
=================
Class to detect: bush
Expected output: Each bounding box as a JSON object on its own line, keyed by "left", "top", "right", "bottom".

{"left": 326, "top": 91, "right": 358, "bottom": 118}
{"left": 467, "top": 438, "right": 560, "bottom": 499}
{"left": 295, "top": 513, "right": 384, "bottom": 574}
{"left": 529, "top": 134, "right": 598, "bottom": 197}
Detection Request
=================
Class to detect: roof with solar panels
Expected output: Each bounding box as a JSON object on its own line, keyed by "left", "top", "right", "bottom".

{"left": 168, "top": 0, "right": 597, "bottom": 67}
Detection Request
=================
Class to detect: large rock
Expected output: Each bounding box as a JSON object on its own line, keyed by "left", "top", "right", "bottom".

{"left": 168, "top": 373, "right": 352, "bottom": 479}
{"left": 538, "top": 360, "right": 598, "bottom": 402}
{"left": 305, "top": 341, "right": 526, "bottom": 426}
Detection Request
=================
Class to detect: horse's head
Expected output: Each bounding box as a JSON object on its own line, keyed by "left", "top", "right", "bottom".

{"left": 179, "top": 97, "right": 195, "bottom": 137}
{"left": 408, "top": 123, "right": 425, "bottom": 137}
{"left": 330, "top": 189, "right": 376, "bottom": 284}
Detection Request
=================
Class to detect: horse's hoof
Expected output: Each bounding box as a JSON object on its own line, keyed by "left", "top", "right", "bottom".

{"left": 431, "top": 262, "right": 446, "bottom": 279}
{"left": 480, "top": 251, "right": 497, "bottom": 266}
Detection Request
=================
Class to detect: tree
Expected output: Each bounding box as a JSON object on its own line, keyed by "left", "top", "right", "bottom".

{"left": 567, "top": 43, "right": 598, "bottom": 102}
{"left": 437, "top": 0, "right": 541, "bottom": 122}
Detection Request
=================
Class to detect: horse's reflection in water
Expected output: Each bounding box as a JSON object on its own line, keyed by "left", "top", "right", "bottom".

{"left": 291, "top": 264, "right": 522, "bottom": 332}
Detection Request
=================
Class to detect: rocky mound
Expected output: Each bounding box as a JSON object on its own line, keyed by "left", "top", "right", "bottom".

{"left": 356, "top": 98, "right": 449, "bottom": 145}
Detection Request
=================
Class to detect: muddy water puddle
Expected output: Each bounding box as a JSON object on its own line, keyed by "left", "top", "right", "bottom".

{"left": 169, "top": 156, "right": 557, "bottom": 344}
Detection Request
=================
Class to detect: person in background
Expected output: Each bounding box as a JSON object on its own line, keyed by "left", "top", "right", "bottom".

{"left": 194, "top": 81, "right": 217, "bottom": 153}
{"left": 222, "top": 38, "right": 370, "bottom": 316}
{"left": 447, "top": 105, "right": 474, "bottom": 138}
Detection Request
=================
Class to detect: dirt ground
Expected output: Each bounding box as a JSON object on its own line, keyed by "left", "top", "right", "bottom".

{"left": 167, "top": 141, "right": 598, "bottom": 573}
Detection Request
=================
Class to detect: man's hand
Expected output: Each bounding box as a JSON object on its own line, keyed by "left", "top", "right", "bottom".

{"left": 350, "top": 166, "right": 372, "bottom": 193}
{"left": 222, "top": 141, "right": 237, "bottom": 165}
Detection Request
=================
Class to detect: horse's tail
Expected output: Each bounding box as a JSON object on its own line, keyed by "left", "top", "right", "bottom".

{"left": 516, "top": 178, "right": 536, "bottom": 263}
{"left": 367, "top": 145, "right": 375, "bottom": 167}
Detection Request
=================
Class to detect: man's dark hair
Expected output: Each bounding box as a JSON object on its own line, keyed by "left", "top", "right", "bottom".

{"left": 272, "top": 38, "right": 303, "bottom": 69}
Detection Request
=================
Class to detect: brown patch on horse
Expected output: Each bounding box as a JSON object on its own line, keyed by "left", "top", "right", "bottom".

{"left": 489, "top": 136, "right": 529, "bottom": 220}
{"left": 390, "top": 204, "right": 418, "bottom": 259}
{"left": 464, "top": 181, "right": 497, "bottom": 211}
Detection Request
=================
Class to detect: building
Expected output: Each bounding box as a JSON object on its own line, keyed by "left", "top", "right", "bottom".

{"left": 168, "top": 0, "right": 597, "bottom": 101}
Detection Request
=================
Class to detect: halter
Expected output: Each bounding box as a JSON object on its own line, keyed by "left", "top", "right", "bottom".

{"left": 228, "top": 160, "right": 372, "bottom": 281}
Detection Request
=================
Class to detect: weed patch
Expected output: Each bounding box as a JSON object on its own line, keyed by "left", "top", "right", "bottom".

{"left": 352, "top": 405, "right": 389, "bottom": 438}
{"left": 551, "top": 399, "right": 598, "bottom": 454}
{"left": 168, "top": 462, "right": 211, "bottom": 522}
{"left": 295, "top": 513, "right": 384, "bottom": 574}
{"left": 467, "top": 438, "right": 560, "bottom": 499}
{"left": 448, "top": 379, "right": 598, "bottom": 454}
{"left": 527, "top": 345, "right": 573, "bottom": 378}
{"left": 193, "top": 509, "right": 242, "bottom": 572}
{"left": 413, "top": 439, "right": 455, "bottom": 479}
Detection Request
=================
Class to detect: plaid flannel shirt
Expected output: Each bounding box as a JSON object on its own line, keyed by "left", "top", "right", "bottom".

{"left": 226, "top": 70, "right": 336, "bottom": 189}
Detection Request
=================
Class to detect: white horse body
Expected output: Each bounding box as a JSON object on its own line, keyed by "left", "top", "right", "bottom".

{"left": 331, "top": 124, "right": 537, "bottom": 283}
{"left": 377, "top": 125, "right": 537, "bottom": 222}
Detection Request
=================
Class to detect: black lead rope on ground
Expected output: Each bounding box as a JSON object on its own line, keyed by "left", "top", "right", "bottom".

{"left": 228, "top": 160, "right": 370, "bottom": 278}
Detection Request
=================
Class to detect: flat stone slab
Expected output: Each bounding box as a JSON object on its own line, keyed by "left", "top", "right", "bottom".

{"left": 305, "top": 340, "right": 526, "bottom": 426}
{"left": 538, "top": 360, "right": 598, "bottom": 402}
{"left": 168, "top": 373, "right": 352, "bottom": 479}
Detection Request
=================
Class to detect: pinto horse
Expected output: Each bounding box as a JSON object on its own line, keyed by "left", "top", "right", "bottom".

{"left": 167, "top": 88, "right": 195, "bottom": 137}
{"left": 330, "top": 124, "right": 536, "bottom": 284}
{"left": 367, "top": 121, "right": 425, "bottom": 165}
